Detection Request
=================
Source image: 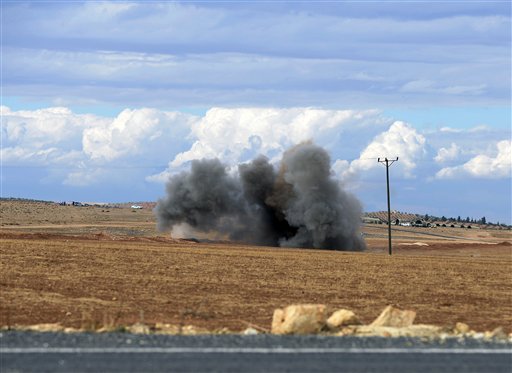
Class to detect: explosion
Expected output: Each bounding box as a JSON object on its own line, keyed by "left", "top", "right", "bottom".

{"left": 155, "top": 143, "right": 365, "bottom": 251}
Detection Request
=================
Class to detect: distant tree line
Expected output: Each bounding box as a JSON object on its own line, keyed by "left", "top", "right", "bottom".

{"left": 422, "top": 214, "right": 510, "bottom": 228}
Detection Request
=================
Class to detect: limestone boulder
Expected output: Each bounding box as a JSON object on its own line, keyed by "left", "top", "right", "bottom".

{"left": 454, "top": 322, "right": 470, "bottom": 334}
{"left": 326, "top": 309, "right": 361, "bottom": 330}
{"left": 271, "top": 304, "right": 327, "bottom": 334}
{"left": 242, "top": 327, "right": 259, "bottom": 335}
{"left": 484, "top": 327, "right": 507, "bottom": 340}
{"left": 271, "top": 308, "right": 285, "bottom": 334}
{"left": 126, "top": 322, "right": 150, "bottom": 334}
{"left": 154, "top": 323, "right": 180, "bottom": 334}
{"left": 22, "top": 323, "right": 65, "bottom": 332}
{"left": 370, "top": 305, "right": 416, "bottom": 328}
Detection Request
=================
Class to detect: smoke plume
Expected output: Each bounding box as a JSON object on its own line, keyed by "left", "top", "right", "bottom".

{"left": 155, "top": 143, "right": 366, "bottom": 251}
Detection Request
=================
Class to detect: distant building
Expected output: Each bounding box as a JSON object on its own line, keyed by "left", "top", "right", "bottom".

{"left": 412, "top": 220, "right": 432, "bottom": 228}
{"left": 362, "top": 217, "right": 381, "bottom": 224}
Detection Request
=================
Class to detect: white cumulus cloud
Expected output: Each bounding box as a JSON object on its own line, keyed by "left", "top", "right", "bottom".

{"left": 1, "top": 106, "right": 198, "bottom": 186}
{"left": 340, "top": 121, "right": 427, "bottom": 179}
{"left": 1, "top": 106, "right": 108, "bottom": 165}
{"left": 436, "top": 140, "right": 511, "bottom": 179}
{"left": 83, "top": 108, "right": 196, "bottom": 162}
{"left": 434, "top": 142, "right": 462, "bottom": 163}
{"left": 168, "top": 107, "right": 381, "bottom": 168}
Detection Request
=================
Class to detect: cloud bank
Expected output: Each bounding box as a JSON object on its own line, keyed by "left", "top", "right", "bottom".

{"left": 3, "top": 105, "right": 510, "bottom": 185}
{"left": 2, "top": 105, "right": 510, "bottom": 222}
{"left": 3, "top": 2, "right": 510, "bottom": 108}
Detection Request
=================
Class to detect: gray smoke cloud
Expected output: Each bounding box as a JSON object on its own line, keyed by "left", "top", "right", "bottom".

{"left": 155, "top": 143, "right": 366, "bottom": 251}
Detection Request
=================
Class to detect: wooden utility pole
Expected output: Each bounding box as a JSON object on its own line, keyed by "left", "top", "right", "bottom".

{"left": 378, "top": 157, "right": 398, "bottom": 255}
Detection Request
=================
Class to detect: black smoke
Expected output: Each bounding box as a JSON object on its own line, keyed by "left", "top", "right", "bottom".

{"left": 155, "top": 143, "right": 366, "bottom": 251}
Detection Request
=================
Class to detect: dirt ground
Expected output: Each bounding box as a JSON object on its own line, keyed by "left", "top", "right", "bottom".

{"left": 1, "top": 200, "right": 511, "bottom": 333}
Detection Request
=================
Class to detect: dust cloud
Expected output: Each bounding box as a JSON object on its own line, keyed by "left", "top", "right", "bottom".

{"left": 155, "top": 143, "right": 366, "bottom": 251}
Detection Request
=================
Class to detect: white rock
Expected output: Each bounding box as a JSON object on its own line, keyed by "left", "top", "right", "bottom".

{"left": 326, "top": 309, "right": 361, "bottom": 330}
{"left": 271, "top": 304, "right": 326, "bottom": 335}
{"left": 370, "top": 305, "right": 416, "bottom": 328}
{"left": 484, "top": 327, "right": 507, "bottom": 340}
{"left": 23, "top": 323, "right": 64, "bottom": 332}
{"left": 242, "top": 327, "right": 259, "bottom": 335}
{"left": 454, "top": 322, "right": 470, "bottom": 334}
{"left": 127, "top": 323, "right": 150, "bottom": 334}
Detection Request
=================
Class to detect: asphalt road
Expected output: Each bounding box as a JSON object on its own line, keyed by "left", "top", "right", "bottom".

{"left": 2, "top": 332, "right": 511, "bottom": 373}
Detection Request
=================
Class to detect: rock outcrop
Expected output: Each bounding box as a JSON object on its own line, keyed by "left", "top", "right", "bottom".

{"left": 269, "top": 304, "right": 510, "bottom": 341}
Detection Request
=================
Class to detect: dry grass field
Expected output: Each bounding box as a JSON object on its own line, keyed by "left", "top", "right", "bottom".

{"left": 1, "top": 200, "right": 511, "bottom": 333}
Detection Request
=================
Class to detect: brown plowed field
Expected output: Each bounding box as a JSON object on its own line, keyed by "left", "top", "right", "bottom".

{"left": 1, "top": 200, "right": 511, "bottom": 332}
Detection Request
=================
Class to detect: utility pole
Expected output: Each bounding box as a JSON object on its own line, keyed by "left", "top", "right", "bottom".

{"left": 378, "top": 157, "right": 398, "bottom": 255}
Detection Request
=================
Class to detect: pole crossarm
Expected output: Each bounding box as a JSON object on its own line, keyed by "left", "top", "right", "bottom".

{"left": 377, "top": 157, "right": 399, "bottom": 165}
{"left": 378, "top": 157, "right": 399, "bottom": 255}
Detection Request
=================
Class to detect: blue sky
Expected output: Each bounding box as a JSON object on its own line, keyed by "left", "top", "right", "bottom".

{"left": 1, "top": 1, "right": 511, "bottom": 224}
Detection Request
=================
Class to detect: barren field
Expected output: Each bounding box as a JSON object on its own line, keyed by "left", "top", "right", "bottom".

{"left": 1, "top": 200, "right": 511, "bottom": 333}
